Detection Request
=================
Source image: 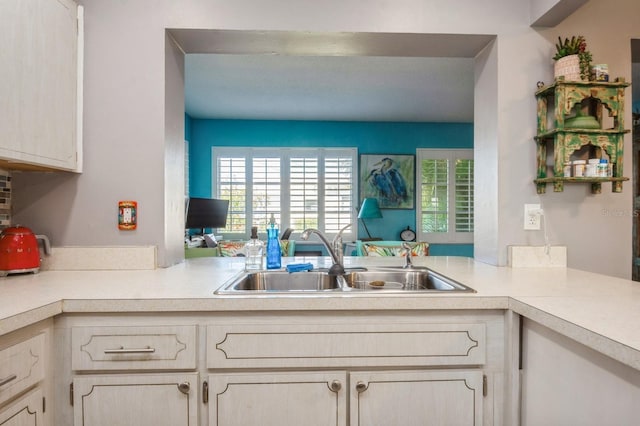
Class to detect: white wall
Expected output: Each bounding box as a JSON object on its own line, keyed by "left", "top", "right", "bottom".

{"left": 529, "top": 0, "right": 589, "bottom": 26}
{"left": 10, "top": 0, "right": 638, "bottom": 276}
{"left": 530, "top": 0, "right": 638, "bottom": 277}
{"left": 473, "top": 40, "right": 500, "bottom": 265}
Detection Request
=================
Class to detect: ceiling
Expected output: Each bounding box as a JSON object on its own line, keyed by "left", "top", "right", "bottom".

{"left": 173, "top": 30, "right": 495, "bottom": 123}
{"left": 185, "top": 54, "right": 475, "bottom": 122}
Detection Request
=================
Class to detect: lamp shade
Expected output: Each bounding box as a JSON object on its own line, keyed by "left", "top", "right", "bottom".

{"left": 358, "top": 198, "right": 383, "bottom": 219}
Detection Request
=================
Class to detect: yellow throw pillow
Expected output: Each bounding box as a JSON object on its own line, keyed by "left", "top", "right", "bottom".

{"left": 363, "top": 242, "right": 429, "bottom": 257}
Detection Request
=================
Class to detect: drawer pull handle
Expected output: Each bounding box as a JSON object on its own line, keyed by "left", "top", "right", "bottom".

{"left": 329, "top": 380, "right": 342, "bottom": 392}
{"left": 0, "top": 374, "right": 17, "bottom": 387}
{"left": 178, "top": 382, "right": 190, "bottom": 395}
{"left": 355, "top": 381, "right": 368, "bottom": 393}
{"left": 104, "top": 346, "right": 156, "bottom": 354}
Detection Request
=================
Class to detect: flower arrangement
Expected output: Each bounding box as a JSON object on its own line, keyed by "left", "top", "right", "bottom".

{"left": 553, "top": 36, "right": 592, "bottom": 80}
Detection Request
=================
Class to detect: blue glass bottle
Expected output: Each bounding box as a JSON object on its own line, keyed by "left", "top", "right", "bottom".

{"left": 266, "top": 214, "right": 281, "bottom": 269}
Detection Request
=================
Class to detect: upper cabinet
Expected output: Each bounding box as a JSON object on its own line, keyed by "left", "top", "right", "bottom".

{"left": 534, "top": 78, "right": 630, "bottom": 194}
{"left": 0, "top": 0, "right": 83, "bottom": 172}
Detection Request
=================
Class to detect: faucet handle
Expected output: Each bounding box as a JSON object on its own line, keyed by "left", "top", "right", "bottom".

{"left": 401, "top": 242, "right": 414, "bottom": 269}
{"left": 332, "top": 223, "right": 352, "bottom": 253}
{"left": 332, "top": 223, "right": 352, "bottom": 244}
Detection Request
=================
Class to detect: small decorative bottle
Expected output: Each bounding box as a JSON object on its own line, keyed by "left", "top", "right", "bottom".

{"left": 244, "top": 226, "right": 264, "bottom": 270}
{"left": 266, "top": 214, "right": 281, "bottom": 270}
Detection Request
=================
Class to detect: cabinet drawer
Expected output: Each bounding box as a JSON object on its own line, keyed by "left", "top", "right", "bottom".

{"left": 0, "top": 333, "right": 45, "bottom": 406}
{"left": 0, "top": 387, "right": 44, "bottom": 426}
{"left": 207, "top": 322, "right": 485, "bottom": 369}
{"left": 71, "top": 325, "right": 197, "bottom": 371}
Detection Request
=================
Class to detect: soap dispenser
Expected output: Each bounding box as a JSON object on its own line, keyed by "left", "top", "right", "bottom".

{"left": 266, "top": 213, "right": 281, "bottom": 270}
{"left": 244, "top": 226, "right": 264, "bottom": 270}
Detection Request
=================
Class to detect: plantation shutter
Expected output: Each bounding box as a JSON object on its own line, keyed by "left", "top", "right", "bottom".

{"left": 252, "top": 157, "right": 281, "bottom": 227}
{"left": 213, "top": 148, "right": 357, "bottom": 239}
{"left": 454, "top": 159, "right": 474, "bottom": 233}
{"left": 290, "top": 156, "right": 319, "bottom": 231}
{"left": 417, "top": 149, "right": 474, "bottom": 243}
{"left": 324, "top": 155, "right": 354, "bottom": 233}
{"left": 217, "top": 157, "right": 247, "bottom": 233}
{"left": 420, "top": 158, "right": 449, "bottom": 233}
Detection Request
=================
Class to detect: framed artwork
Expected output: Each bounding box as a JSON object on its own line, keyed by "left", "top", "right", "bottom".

{"left": 360, "top": 154, "right": 415, "bottom": 209}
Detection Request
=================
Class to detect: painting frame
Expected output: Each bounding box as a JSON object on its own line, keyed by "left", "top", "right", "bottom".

{"left": 359, "top": 154, "right": 415, "bottom": 209}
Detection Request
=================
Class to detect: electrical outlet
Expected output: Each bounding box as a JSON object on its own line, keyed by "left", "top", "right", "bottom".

{"left": 524, "top": 204, "right": 542, "bottom": 230}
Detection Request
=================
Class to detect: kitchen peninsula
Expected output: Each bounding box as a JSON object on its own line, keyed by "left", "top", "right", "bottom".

{"left": 1, "top": 256, "right": 639, "bottom": 425}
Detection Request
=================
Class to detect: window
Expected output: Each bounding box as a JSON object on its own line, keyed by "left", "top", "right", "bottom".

{"left": 417, "top": 149, "right": 474, "bottom": 243}
{"left": 214, "top": 147, "right": 357, "bottom": 240}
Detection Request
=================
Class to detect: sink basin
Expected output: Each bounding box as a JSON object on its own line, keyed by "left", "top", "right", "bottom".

{"left": 216, "top": 268, "right": 475, "bottom": 294}
{"left": 217, "top": 270, "right": 342, "bottom": 293}
{"left": 342, "top": 268, "right": 474, "bottom": 292}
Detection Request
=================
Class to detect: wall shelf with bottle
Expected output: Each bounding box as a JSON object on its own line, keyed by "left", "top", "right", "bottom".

{"left": 534, "top": 78, "right": 630, "bottom": 194}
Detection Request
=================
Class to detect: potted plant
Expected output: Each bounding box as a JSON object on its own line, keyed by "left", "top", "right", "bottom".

{"left": 553, "top": 36, "right": 592, "bottom": 81}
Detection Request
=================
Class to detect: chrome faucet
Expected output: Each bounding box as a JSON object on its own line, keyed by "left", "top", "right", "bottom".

{"left": 402, "top": 242, "right": 414, "bottom": 269}
{"left": 301, "top": 224, "right": 351, "bottom": 275}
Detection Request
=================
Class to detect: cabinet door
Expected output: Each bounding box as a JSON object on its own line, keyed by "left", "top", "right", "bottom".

{"left": 0, "top": 333, "right": 45, "bottom": 406}
{"left": 350, "top": 370, "right": 483, "bottom": 426}
{"left": 73, "top": 373, "right": 198, "bottom": 426}
{"left": 0, "top": 0, "right": 79, "bottom": 171}
{"left": 208, "top": 371, "right": 347, "bottom": 426}
{"left": 0, "top": 388, "right": 43, "bottom": 426}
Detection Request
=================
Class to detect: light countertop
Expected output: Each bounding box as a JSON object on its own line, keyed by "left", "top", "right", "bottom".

{"left": 1, "top": 256, "right": 639, "bottom": 370}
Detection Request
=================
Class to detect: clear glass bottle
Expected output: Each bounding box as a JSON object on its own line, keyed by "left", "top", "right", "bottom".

{"left": 266, "top": 214, "right": 281, "bottom": 270}
{"left": 244, "top": 226, "right": 264, "bottom": 270}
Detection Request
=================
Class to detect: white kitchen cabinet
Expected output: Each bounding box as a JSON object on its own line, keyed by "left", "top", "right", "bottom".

{"left": 68, "top": 323, "right": 199, "bottom": 425}
{"left": 520, "top": 319, "right": 640, "bottom": 425}
{"left": 73, "top": 373, "right": 199, "bottom": 426}
{"left": 0, "top": 334, "right": 45, "bottom": 407}
{"left": 71, "top": 325, "right": 197, "bottom": 371}
{"left": 208, "top": 369, "right": 482, "bottom": 426}
{"left": 53, "top": 311, "right": 505, "bottom": 425}
{"left": 207, "top": 320, "right": 486, "bottom": 369}
{"left": 0, "top": 0, "right": 82, "bottom": 171}
{"left": 0, "top": 320, "right": 51, "bottom": 426}
{"left": 351, "top": 370, "right": 483, "bottom": 425}
{"left": 0, "top": 388, "right": 44, "bottom": 426}
{"left": 206, "top": 311, "right": 504, "bottom": 425}
{"left": 208, "top": 371, "right": 347, "bottom": 426}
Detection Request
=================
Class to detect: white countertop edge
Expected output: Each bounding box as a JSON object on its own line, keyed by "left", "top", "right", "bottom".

{"left": 0, "top": 302, "right": 63, "bottom": 336}
{"left": 1, "top": 255, "right": 639, "bottom": 372}
{"left": 509, "top": 298, "right": 640, "bottom": 371}
{"left": 2, "top": 293, "right": 638, "bottom": 371}
{"left": 59, "top": 294, "right": 510, "bottom": 313}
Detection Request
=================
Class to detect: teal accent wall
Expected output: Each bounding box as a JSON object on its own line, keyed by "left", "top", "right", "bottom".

{"left": 188, "top": 118, "right": 474, "bottom": 257}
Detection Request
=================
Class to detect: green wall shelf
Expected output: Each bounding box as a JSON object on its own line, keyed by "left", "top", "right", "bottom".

{"left": 534, "top": 78, "right": 630, "bottom": 194}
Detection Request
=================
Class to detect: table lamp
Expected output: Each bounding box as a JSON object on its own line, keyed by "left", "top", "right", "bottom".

{"left": 358, "top": 198, "right": 383, "bottom": 241}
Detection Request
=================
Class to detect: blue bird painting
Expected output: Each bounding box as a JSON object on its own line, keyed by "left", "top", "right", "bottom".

{"left": 366, "top": 157, "right": 409, "bottom": 207}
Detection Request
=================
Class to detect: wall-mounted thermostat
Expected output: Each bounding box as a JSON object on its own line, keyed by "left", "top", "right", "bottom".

{"left": 118, "top": 201, "right": 137, "bottom": 230}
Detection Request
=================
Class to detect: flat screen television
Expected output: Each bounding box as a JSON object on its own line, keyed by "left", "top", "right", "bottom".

{"left": 185, "top": 197, "right": 229, "bottom": 235}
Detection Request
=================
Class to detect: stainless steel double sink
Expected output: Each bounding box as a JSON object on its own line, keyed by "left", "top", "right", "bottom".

{"left": 215, "top": 267, "right": 475, "bottom": 294}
